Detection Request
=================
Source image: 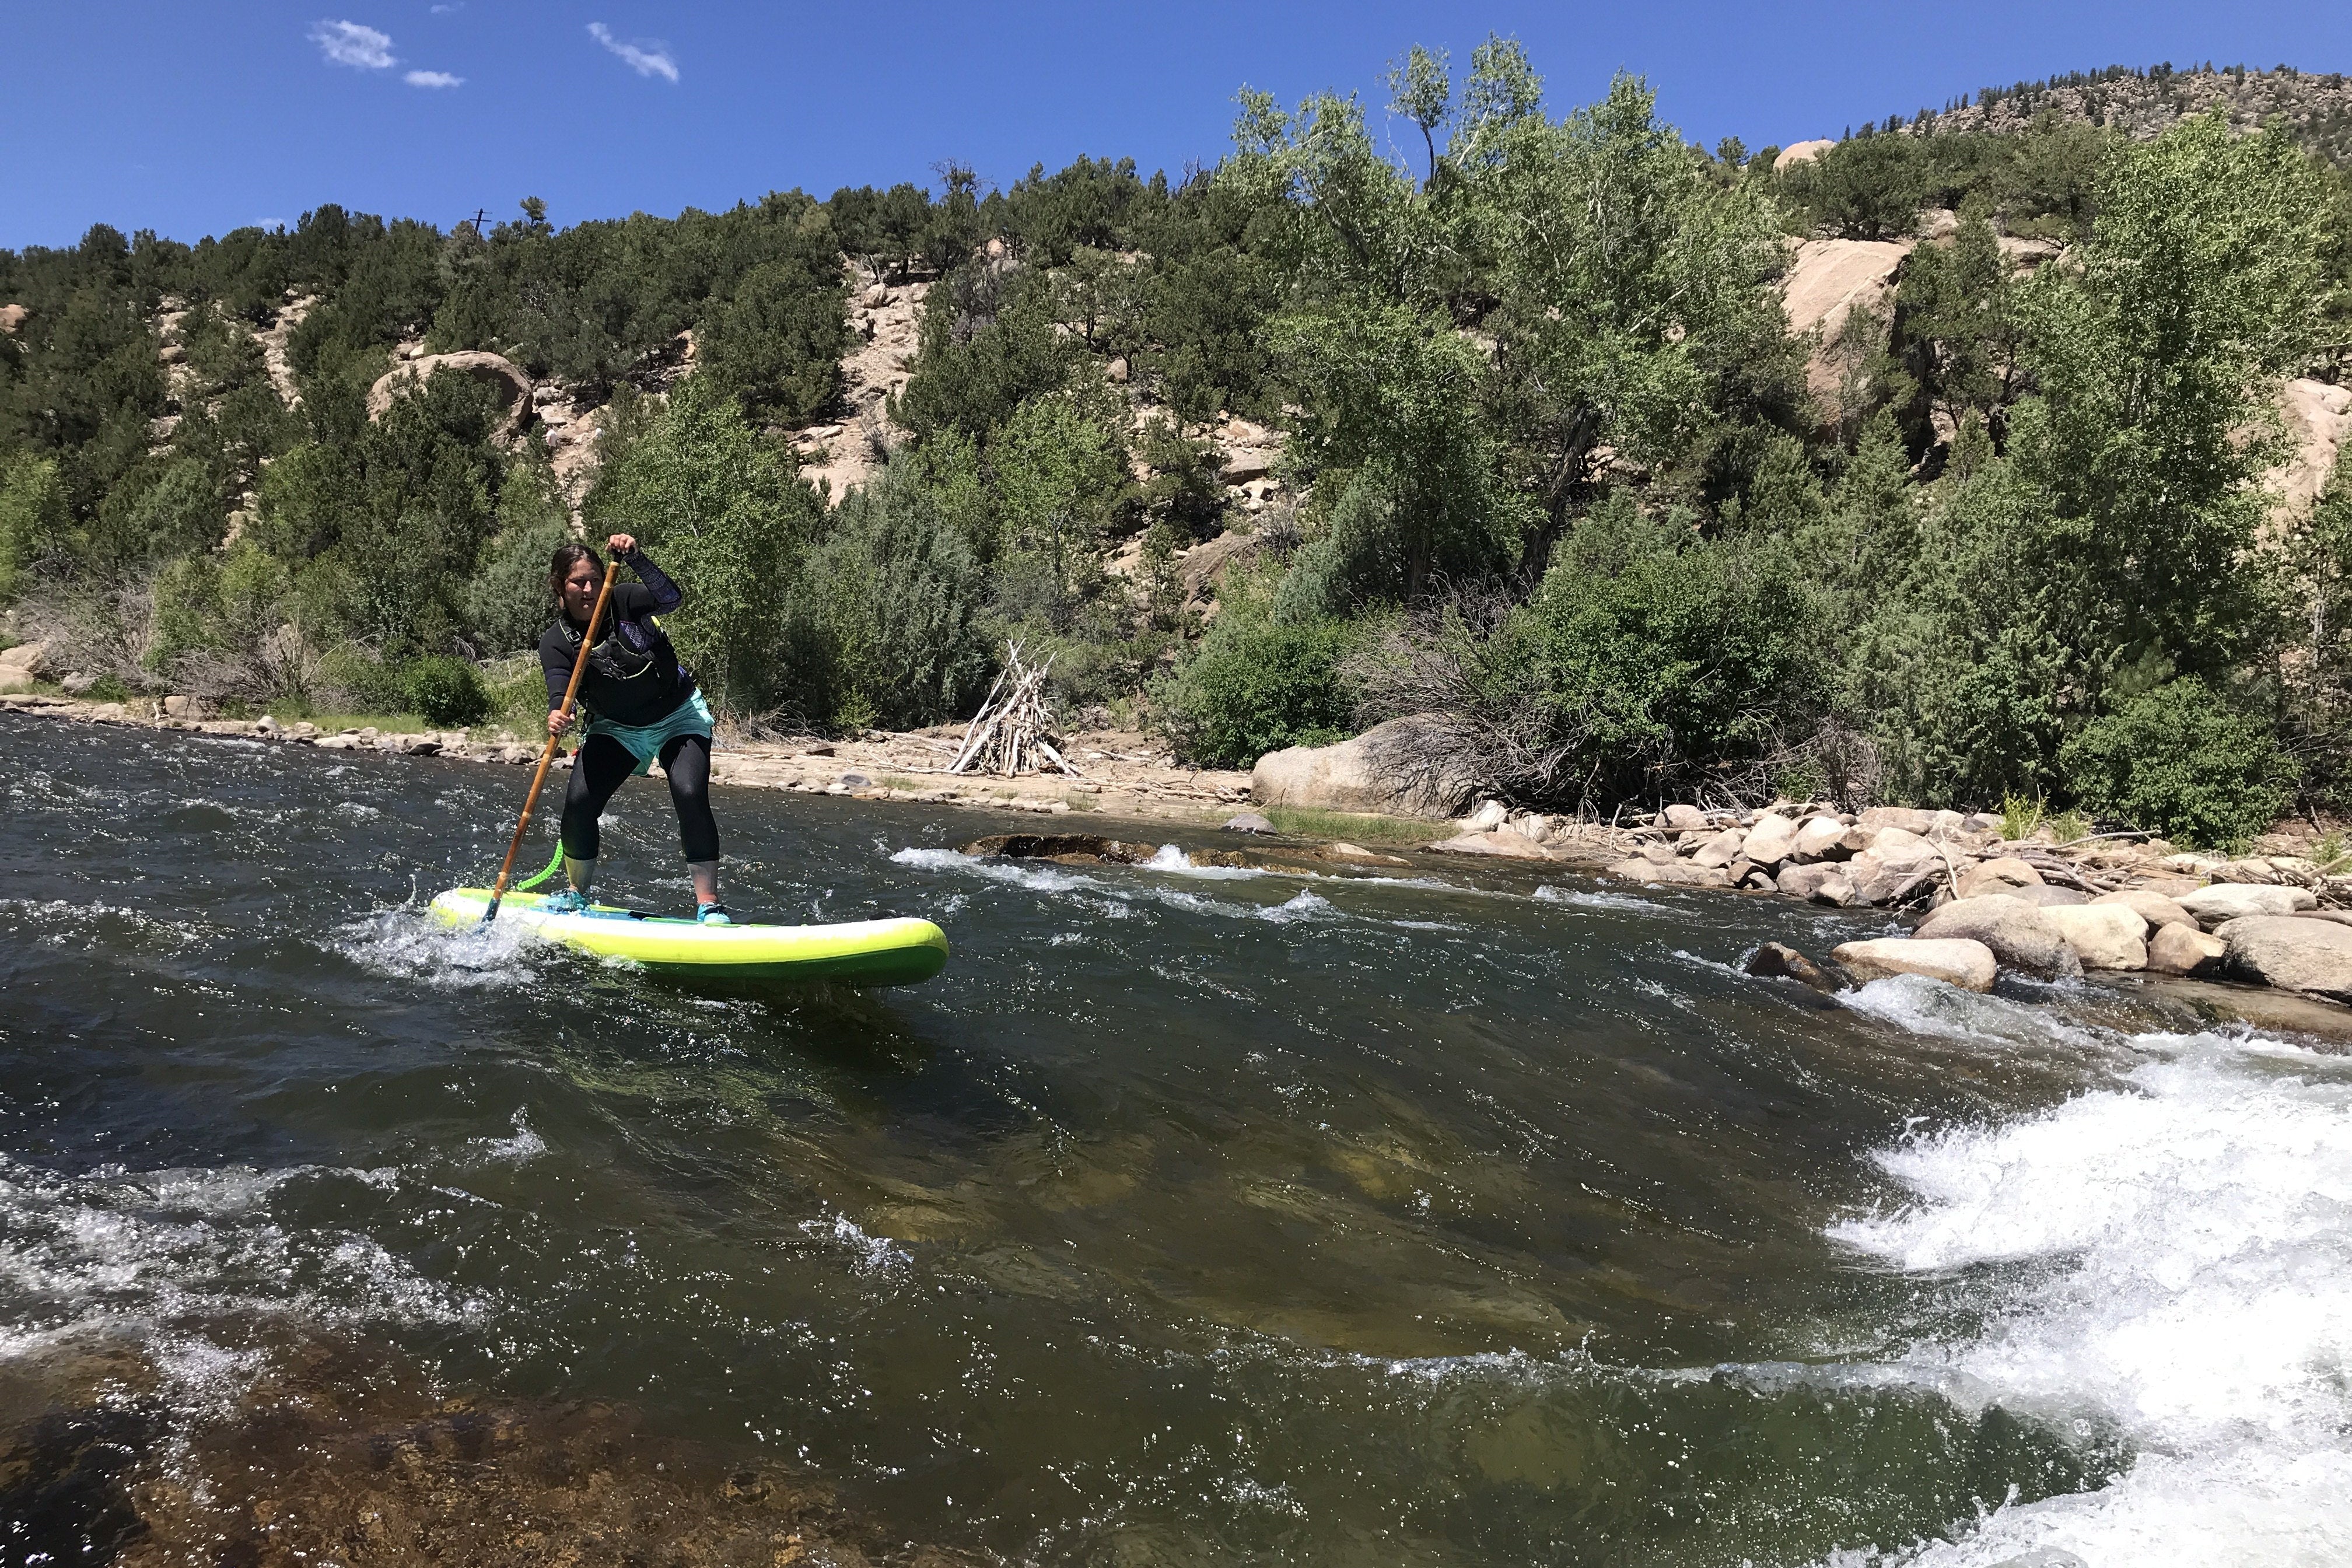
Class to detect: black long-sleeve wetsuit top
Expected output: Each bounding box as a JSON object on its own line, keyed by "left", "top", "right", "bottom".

{"left": 537, "top": 547, "right": 699, "bottom": 728}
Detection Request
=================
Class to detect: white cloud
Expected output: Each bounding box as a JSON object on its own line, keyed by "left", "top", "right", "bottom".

{"left": 311, "top": 19, "right": 396, "bottom": 69}
{"left": 587, "top": 22, "right": 678, "bottom": 83}
{"left": 405, "top": 69, "right": 463, "bottom": 88}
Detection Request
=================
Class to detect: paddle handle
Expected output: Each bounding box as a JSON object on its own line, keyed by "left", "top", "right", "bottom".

{"left": 483, "top": 561, "right": 619, "bottom": 922}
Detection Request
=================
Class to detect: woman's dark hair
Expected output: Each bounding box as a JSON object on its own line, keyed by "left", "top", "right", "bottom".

{"left": 549, "top": 541, "right": 603, "bottom": 603}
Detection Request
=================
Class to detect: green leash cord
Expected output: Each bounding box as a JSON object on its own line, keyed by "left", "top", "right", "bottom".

{"left": 512, "top": 842, "right": 565, "bottom": 894}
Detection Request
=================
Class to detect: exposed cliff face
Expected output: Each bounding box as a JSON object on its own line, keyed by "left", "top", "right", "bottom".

{"left": 1912, "top": 65, "right": 2352, "bottom": 163}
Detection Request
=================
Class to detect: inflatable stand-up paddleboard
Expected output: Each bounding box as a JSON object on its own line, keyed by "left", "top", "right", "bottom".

{"left": 429, "top": 888, "right": 949, "bottom": 986}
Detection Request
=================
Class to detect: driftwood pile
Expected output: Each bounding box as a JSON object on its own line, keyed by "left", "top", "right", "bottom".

{"left": 950, "top": 644, "right": 1083, "bottom": 778}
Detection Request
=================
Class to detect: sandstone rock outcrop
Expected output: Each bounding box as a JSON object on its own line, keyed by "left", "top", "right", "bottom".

{"left": 366, "top": 351, "right": 533, "bottom": 433}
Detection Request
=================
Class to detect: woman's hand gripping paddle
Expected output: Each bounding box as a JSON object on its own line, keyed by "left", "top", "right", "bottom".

{"left": 482, "top": 559, "right": 618, "bottom": 926}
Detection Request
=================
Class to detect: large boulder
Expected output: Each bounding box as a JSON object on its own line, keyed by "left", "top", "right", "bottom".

{"left": 1689, "top": 828, "right": 1747, "bottom": 869}
{"left": 1794, "top": 816, "right": 1866, "bottom": 861}
{"left": 1250, "top": 716, "right": 1466, "bottom": 820}
{"left": 2146, "top": 922, "right": 2227, "bottom": 977}
{"left": 1957, "top": 856, "right": 2043, "bottom": 899}
{"left": 2003, "top": 884, "right": 2089, "bottom": 908}
{"left": 2091, "top": 889, "right": 2197, "bottom": 932}
{"left": 1832, "top": 937, "right": 1998, "bottom": 992}
{"left": 1773, "top": 139, "right": 1836, "bottom": 173}
{"left": 2217, "top": 915, "right": 2352, "bottom": 1000}
{"left": 0, "top": 638, "right": 50, "bottom": 692}
{"left": 1858, "top": 806, "right": 1938, "bottom": 836}
{"left": 2042, "top": 904, "right": 2148, "bottom": 971}
{"left": 1745, "top": 942, "right": 1836, "bottom": 990}
{"left": 366, "top": 351, "right": 533, "bottom": 433}
{"left": 1915, "top": 894, "right": 2082, "bottom": 978}
{"left": 2178, "top": 883, "right": 2316, "bottom": 928}
{"left": 1776, "top": 862, "right": 1847, "bottom": 900}
{"left": 1742, "top": 812, "right": 1800, "bottom": 867}
{"left": 1781, "top": 237, "right": 1913, "bottom": 404}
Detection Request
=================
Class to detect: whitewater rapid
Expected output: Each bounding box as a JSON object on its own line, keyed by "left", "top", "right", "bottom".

{"left": 1828, "top": 986, "right": 2352, "bottom": 1565}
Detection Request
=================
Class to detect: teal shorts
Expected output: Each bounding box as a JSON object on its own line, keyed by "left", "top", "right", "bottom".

{"left": 586, "top": 689, "right": 714, "bottom": 777}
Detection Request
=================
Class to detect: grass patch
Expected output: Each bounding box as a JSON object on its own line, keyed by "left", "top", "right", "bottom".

{"left": 2000, "top": 791, "right": 2045, "bottom": 842}
{"left": 1261, "top": 804, "right": 1443, "bottom": 845}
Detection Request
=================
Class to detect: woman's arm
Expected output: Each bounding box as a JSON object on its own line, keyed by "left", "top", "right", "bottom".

{"left": 608, "top": 532, "right": 682, "bottom": 614}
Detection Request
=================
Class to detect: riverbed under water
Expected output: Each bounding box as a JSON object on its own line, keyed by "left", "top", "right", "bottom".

{"left": 2, "top": 712, "right": 2348, "bottom": 1565}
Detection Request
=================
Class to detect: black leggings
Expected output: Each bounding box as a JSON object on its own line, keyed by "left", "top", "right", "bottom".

{"left": 560, "top": 733, "right": 719, "bottom": 864}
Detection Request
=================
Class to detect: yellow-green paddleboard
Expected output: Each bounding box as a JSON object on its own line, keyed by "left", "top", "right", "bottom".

{"left": 429, "top": 888, "right": 949, "bottom": 986}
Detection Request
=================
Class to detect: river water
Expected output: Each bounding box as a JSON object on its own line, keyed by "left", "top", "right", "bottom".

{"left": 2, "top": 711, "right": 2347, "bottom": 1566}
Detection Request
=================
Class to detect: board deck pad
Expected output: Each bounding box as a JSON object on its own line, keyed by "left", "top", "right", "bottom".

{"left": 430, "top": 888, "right": 949, "bottom": 986}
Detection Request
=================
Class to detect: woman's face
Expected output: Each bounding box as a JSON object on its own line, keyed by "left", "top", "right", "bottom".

{"left": 558, "top": 558, "right": 601, "bottom": 619}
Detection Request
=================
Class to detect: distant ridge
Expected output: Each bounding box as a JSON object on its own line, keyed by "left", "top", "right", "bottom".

{"left": 1848, "top": 64, "right": 2352, "bottom": 165}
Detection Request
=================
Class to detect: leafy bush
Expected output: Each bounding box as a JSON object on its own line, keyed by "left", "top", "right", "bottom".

{"left": 2060, "top": 678, "right": 2295, "bottom": 848}
{"left": 1154, "top": 607, "right": 1360, "bottom": 768}
{"left": 783, "top": 459, "right": 993, "bottom": 730}
{"left": 584, "top": 377, "right": 823, "bottom": 713}
{"left": 404, "top": 654, "right": 491, "bottom": 726}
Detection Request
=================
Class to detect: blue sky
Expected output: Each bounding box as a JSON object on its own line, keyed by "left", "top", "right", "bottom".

{"left": 5, "top": 1, "right": 2346, "bottom": 251}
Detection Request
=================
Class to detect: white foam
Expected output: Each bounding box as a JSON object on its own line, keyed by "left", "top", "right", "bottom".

{"left": 331, "top": 905, "right": 541, "bottom": 989}
{"left": 1535, "top": 884, "right": 1675, "bottom": 915}
{"left": 800, "top": 1212, "right": 911, "bottom": 1276}
{"left": 1838, "top": 974, "right": 2103, "bottom": 1052}
{"left": 1142, "top": 843, "right": 1265, "bottom": 880}
{"left": 468, "top": 1110, "right": 548, "bottom": 1166}
{"left": 1829, "top": 1035, "right": 2352, "bottom": 1563}
{"left": 0, "top": 1154, "right": 484, "bottom": 1410}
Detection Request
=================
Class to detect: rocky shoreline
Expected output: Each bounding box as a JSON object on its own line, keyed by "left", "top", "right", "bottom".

{"left": 19, "top": 688, "right": 2352, "bottom": 1018}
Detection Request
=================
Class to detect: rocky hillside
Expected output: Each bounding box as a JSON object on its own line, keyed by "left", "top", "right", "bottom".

{"left": 1905, "top": 64, "right": 2352, "bottom": 164}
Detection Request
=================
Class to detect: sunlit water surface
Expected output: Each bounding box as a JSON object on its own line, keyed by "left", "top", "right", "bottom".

{"left": 2, "top": 713, "right": 2347, "bottom": 1564}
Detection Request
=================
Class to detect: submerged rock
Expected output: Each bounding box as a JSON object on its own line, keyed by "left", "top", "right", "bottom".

{"left": 1832, "top": 936, "right": 1999, "bottom": 992}
{"left": 962, "top": 834, "right": 1161, "bottom": 864}
{"left": 1745, "top": 942, "right": 1836, "bottom": 990}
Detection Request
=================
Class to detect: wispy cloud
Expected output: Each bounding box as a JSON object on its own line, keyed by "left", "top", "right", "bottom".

{"left": 311, "top": 19, "right": 396, "bottom": 69}
{"left": 587, "top": 22, "right": 678, "bottom": 83}
{"left": 405, "top": 69, "right": 463, "bottom": 88}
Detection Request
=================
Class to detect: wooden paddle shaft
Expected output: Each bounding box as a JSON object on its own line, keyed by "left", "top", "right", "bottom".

{"left": 485, "top": 561, "right": 618, "bottom": 915}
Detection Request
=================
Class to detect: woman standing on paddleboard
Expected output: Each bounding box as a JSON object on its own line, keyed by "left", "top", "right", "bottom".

{"left": 538, "top": 534, "right": 732, "bottom": 924}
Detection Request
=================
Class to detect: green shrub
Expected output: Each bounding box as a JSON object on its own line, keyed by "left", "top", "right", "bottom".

{"left": 404, "top": 654, "right": 491, "bottom": 726}
{"left": 1154, "top": 609, "right": 1360, "bottom": 768}
{"left": 317, "top": 644, "right": 410, "bottom": 713}
{"left": 2060, "top": 678, "right": 2295, "bottom": 849}
{"left": 784, "top": 459, "right": 993, "bottom": 730}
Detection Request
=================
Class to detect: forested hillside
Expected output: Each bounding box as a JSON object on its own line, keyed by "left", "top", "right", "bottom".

{"left": 6, "top": 42, "right": 2352, "bottom": 848}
